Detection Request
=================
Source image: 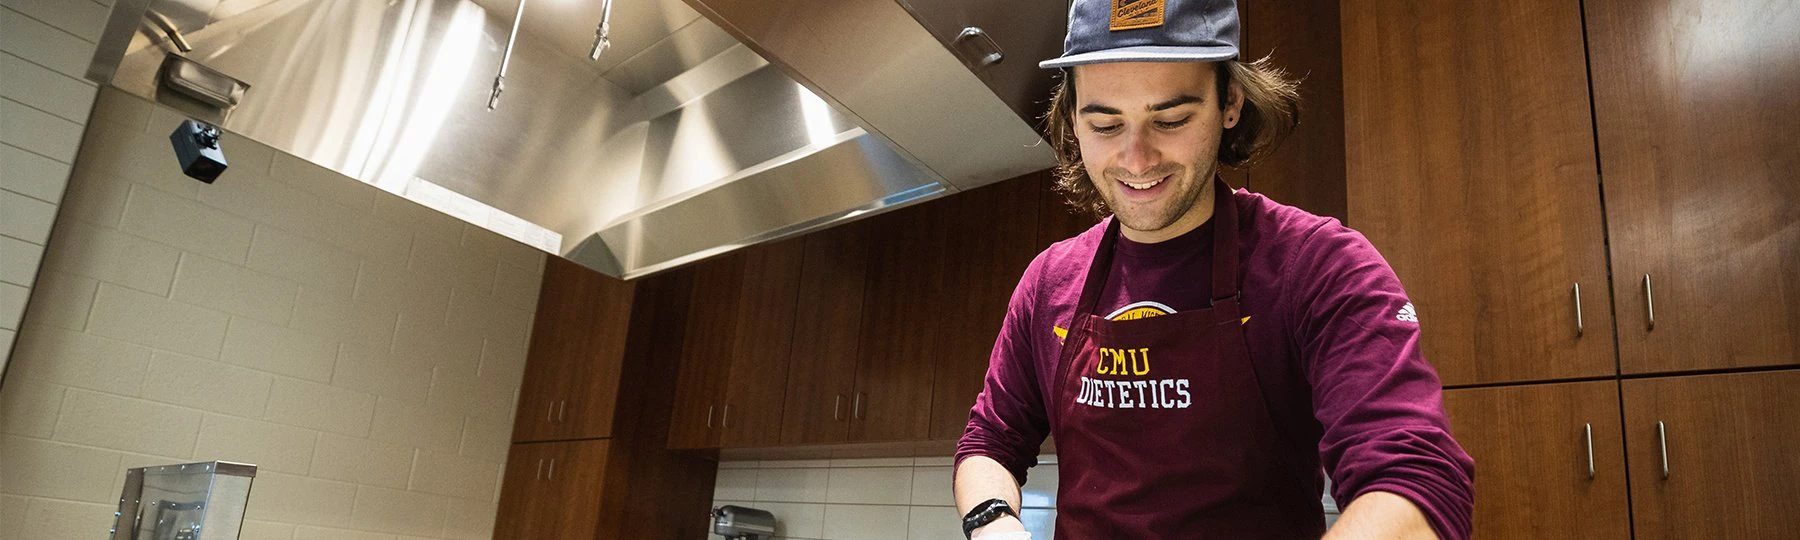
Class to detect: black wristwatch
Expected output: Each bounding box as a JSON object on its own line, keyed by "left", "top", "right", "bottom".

{"left": 961, "top": 498, "right": 1018, "bottom": 538}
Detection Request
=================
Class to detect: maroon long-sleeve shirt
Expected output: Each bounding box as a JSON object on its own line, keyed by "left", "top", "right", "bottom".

{"left": 956, "top": 188, "right": 1475, "bottom": 539}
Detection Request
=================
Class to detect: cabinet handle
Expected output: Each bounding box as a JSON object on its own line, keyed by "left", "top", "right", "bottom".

{"left": 535, "top": 458, "right": 545, "bottom": 480}
{"left": 556, "top": 400, "right": 567, "bottom": 423}
{"left": 706, "top": 405, "right": 715, "bottom": 429}
{"left": 1572, "top": 283, "right": 1584, "bottom": 337}
{"left": 1642, "top": 274, "right": 1656, "bottom": 331}
{"left": 1657, "top": 421, "right": 1669, "bottom": 479}
{"left": 721, "top": 404, "right": 732, "bottom": 428}
{"left": 547, "top": 458, "right": 556, "bottom": 481}
{"left": 853, "top": 393, "right": 866, "bottom": 420}
{"left": 1583, "top": 423, "right": 1595, "bottom": 479}
{"left": 833, "top": 394, "right": 845, "bottom": 421}
{"left": 547, "top": 401, "right": 556, "bottom": 423}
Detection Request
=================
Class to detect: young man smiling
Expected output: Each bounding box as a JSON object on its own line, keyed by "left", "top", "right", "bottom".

{"left": 952, "top": 1, "right": 1475, "bottom": 538}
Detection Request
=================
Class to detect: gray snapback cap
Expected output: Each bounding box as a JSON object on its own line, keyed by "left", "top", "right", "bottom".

{"left": 1040, "top": 0, "right": 1241, "bottom": 69}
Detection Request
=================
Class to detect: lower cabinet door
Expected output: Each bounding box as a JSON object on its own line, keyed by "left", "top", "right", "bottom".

{"left": 1622, "top": 370, "right": 1800, "bottom": 539}
{"left": 1443, "top": 381, "right": 1630, "bottom": 538}
{"left": 495, "top": 443, "right": 552, "bottom": 540}
{"left": 493, "top": 440, "right": 613, "bottom": 539}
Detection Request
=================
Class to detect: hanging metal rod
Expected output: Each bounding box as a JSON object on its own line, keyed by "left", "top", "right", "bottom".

{"left": 588, "top": 0, "right": 615, "bottom": 61}
{"left": 488, "top": 0, "right": 528, "bottom": 110}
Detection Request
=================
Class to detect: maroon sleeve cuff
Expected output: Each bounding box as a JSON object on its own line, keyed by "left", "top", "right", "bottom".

{"left": 1352, "top": 475, "right": 1473, "bottom": 540}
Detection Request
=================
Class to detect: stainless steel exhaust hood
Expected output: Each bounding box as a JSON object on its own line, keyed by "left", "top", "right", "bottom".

{"left": 88, "top": 0, "right": 1061, "bottom": 278}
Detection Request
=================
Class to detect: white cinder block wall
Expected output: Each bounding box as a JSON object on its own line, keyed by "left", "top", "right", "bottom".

{"left": 0, "top": 0, "right": 111, "bottom": 374}
{"left": 0, "top": 87, "right": 546, "bottom": 539}
{"left": 710, "top": 457, "right": 1060, "bottom": 540}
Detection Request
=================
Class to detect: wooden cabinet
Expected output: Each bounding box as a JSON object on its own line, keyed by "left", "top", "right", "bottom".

{"left": 780, "top": 221, "right": 872, "bottom": 445}
{"left": 668, "top": 252, "right": 746, "bottom": 449}
{"left": 1238, "top": 0, "right": 1346, "bottom": 222}
{"left": 495, "top": 442, "right": 553, "bottom": 539}
{"left": 670, "top": 173, "right": 1068, "bottom": 449}
{"left": 497, "top": 267, "right": 717, "bottom": 539}
{"left": 513, "top": 257, "right": 636, "bottom": 443}
{"left": 720, "top": 238, "right": 804, "bottom": 447}
{"left": 926, "top": 177, "right": 1041, "bottom": 440}
{"left": 849, "top": 202, "right": 946, "bottom": 442}
{"left": 1444, "top": 381, "right": 1630, "bottom": 539}
{"left": 668, "top": 239, "right": 806, "bottom": 449}
{"left": 494, "top": 439, "right": 612, "bottom": 540}
{"left": 1584, "top": 0, "right": 1800, "bottom": 375}
{"left": 1342, "top": 0, "right": 1616, "bottom": 386}
{"left": 1621, "top": 370, "right": 1800, "bottom": 539}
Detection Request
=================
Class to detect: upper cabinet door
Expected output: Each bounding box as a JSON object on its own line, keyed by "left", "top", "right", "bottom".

{"left": 668, "top": 253, "right": 746, "bottom": 449}
{"left": 513, "top": 257, "right": 635, "bottom": 443}
{"left": 781, "top": 221, "right": 872, "bottom": 445}
{"left": 557, "top": 264, "right": 635, "bottom": 441}
{"left": 1238, "top": 0, "right": 1348, "bottom": 222}
{"left": 927, "top": 177, "right": 1041, "bottom": 440}
{"left": 1443, "top": 381, "right": 1630, "bottom": 539}
{"left": 1585, "top": 0, "right": 1800, "bottom": 374}
{"left": 1622, "top": 370, "right": 1800, "bottom": 539}
{"left": 852, "top": 203, "right": 945, "bottom": 442}
{"left": 1342, "top": 0, "right": 1615, "bottom": 385}
{"left": 721, "top": 238, "right": 805, "bottom": 448}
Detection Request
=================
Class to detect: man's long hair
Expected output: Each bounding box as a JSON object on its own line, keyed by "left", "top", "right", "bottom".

{"left": 1044, "top": 55, "right": 1303, "bottom": 217}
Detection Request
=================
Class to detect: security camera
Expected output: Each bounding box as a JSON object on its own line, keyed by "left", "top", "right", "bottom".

{"left": 170, "top": 119, "right": 227, "bottom": 183}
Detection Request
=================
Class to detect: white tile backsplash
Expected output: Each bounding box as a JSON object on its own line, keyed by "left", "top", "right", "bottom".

{"left": 713, "top": 457, "right": 1056, "bottom": 540}
{"left": 826, "top": 467, "right": 915, "bottom": 505}
{"left": 757, "top": 466, "right": 830, "bottom": 503}
{"left": 714, "top": 456, "right": 1333, "bottom": 539}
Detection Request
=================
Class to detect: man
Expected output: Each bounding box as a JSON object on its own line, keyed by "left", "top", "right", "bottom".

{"left": 952, "top": 1, "right": 1475, "bottom": 538}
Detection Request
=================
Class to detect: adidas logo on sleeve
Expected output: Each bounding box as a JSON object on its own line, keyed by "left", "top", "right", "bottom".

{"left": 1396, "top": 302, "right": 1418, "bottom": 323}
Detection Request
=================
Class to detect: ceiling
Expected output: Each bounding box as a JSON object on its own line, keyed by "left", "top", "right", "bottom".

{"left": 468, "top": 0, "right": 740, "bottom": 93}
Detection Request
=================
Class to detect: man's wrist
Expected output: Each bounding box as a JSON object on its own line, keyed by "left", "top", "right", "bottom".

{"left": 969, "top": 514, "right": 1026, "bottom": 538}
{"left": 962, "top": 498, "right": 1020, "bottom": 538}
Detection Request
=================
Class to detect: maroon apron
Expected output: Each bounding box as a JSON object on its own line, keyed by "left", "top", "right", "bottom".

{"left": 1049, "top": 178, "right": 1322, "bottom": 538}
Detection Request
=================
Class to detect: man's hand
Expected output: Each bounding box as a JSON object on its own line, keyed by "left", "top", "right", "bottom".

{"left": 1321, "top": 491, "right": 1438, "bottom": 540}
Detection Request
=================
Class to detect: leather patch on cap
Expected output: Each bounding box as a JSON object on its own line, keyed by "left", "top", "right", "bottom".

{"left": 1110, "top": 0, "right": 1165, "bottom": 31}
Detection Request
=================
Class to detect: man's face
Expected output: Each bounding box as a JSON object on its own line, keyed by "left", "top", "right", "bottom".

{"left": 1071, "top": 61, "right": 1242, "bottom": 241}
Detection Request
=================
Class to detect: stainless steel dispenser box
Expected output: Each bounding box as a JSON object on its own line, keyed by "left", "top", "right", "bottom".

{"left": 711, "top": 505, "right": 776, "bottom": 539}
{"left": 111, "top": 461, "right": 258, "bottom": 540}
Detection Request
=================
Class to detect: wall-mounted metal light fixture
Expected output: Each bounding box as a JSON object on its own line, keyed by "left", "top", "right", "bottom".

{"left": 158, "top": 54, "right": 248, "bottom": 109}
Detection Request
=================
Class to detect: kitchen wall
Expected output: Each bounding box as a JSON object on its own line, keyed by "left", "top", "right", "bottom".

{"left": 709, "top": 457, "right": 1058, "bottom": 540}
{"left": 0, "top": 0, "right": 110, "bottom": 375}
{"left": 0, "top": 87, "right": 546, "bottom": 539}
{"left": 711, "top": 456, "right": 1343, "bottom": 539}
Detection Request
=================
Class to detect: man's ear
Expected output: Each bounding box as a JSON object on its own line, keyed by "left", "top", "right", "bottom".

{"left": 1222, "top": 81, "right": 1246, "bottom": 129}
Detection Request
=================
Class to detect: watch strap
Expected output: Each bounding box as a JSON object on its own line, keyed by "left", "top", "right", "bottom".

{"left": 961, "top": 498, "right": 1018, "bottom": 539}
